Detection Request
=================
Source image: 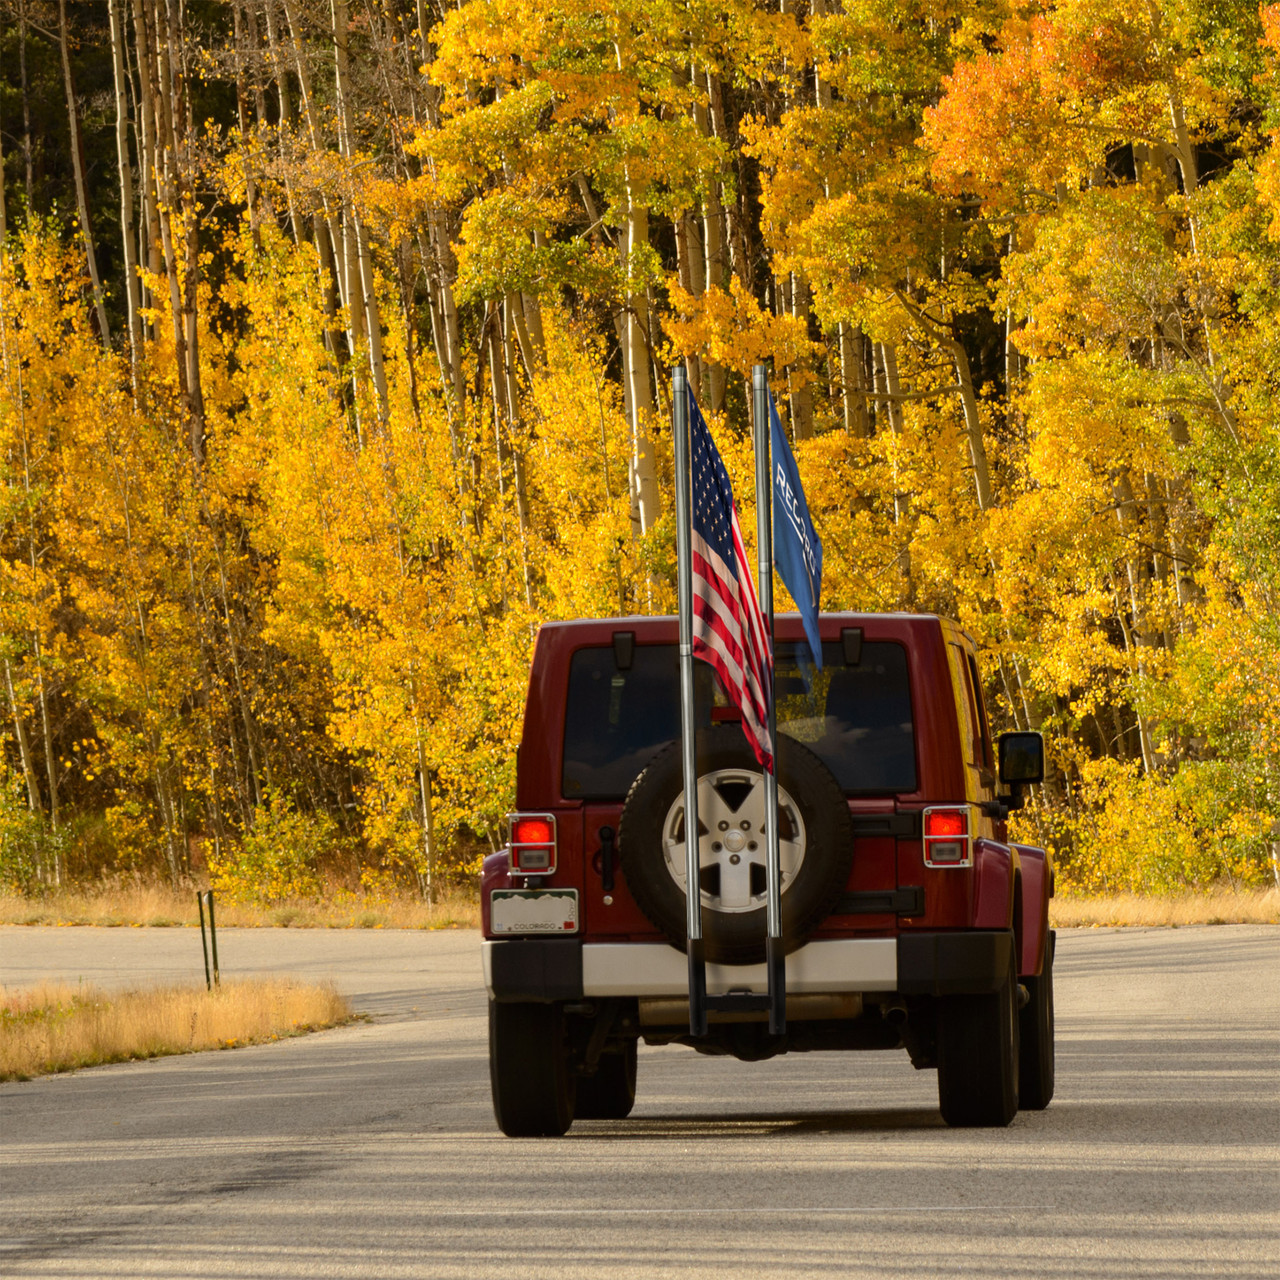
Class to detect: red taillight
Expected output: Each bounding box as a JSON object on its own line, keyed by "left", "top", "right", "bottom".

{"left": 925, "top": 810, "right": 966, "bottom": 838}
{"left": 512, "top": 817, "right": 553, "bottom": 845}
{"left": 923, "top": 806, "right": 972, "bottom": 868}
{"left": 509, "top": 813, "right": 557, "bottom": 874}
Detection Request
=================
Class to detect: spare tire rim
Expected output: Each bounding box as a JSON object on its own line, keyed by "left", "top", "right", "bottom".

{"left": 660, "top": 769, "right": 807, "bottom": 914}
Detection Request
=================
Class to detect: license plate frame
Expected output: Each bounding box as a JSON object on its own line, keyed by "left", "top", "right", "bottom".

{"left": 490, "top": 888, "right": 580, "bottom": 935}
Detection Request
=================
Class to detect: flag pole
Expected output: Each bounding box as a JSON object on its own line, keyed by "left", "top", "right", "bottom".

{"left": 672, "top": 365, "right": 707, "bottom": 1036}
{"left": 752, "top": 364, "right": 785, "bottom": 1036}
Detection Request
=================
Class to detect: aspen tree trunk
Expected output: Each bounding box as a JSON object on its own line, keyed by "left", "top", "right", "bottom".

{"left": 418, "top": 231, "right": 468, "bottom": 484}
{"left": 429, "top": 214, "right": 466, "bottom": 424}
{"left": 693, "top": 74, "right": 728, "bottom": 411}
{"left": 147, "top": 0, "right": 205, "bottom": 461}
{"left": 877, "top": 342, "right": 912, "bottom": 596}
{"left": 4, "top": 279, "right": 61, "bottom": 835}
{"left": 127, "top": 0, "right": 161, "bottom": 332}
{"left": 1111, "top": 470, "right": 1157, "bottom": 772}
{"left": 261, "top": 0, "right": 307, "bottom": 246}
{"left": 176, "top": 0, "right": 206, "bottom": 463}
{"left": 19, "top": 0, "right": 34, "bottom": 207}
{"left": 332, "top": 0, "right": 390, "bottom": 426}
{"left": 839, "top": 323, "right": 870, "bottom": 436}
{"left": 59, "top": 0, "right": 111, "bottom": 346}
{"left": 190, "top": 571, "right": 253, "bottom": 825}
{"left": 231, "top": 2, "right": 263, "bottom": 247}
{"left": 1146, "top": 470, "right": 1172, "bottom": 649}
{"left": 1, "top": 281, "right": 45, "bottom": 821}
{"left": 576, "top": 171, "right": 633, "bottom": 392}
{"left": 507, "top": 294, "right": 539, "bottom": 384}
{"left": 411, "top": 15, "right": 469, "bottom": 433}
{"left": 811, "top": 0, "right": 833, "bottom": 107}
{"left": 4, "top": 659, "right": 42, "bottom": 813}
{"left": 145, "top": 1, "right": 188, "bottom": 408}
{"left": 281, "top": 0, "right": 349, "bottom": 365}
{"left": 953, "top": 339, "right": 993, "bottom": 511}
{"left": 788, "top": 273, "right": 815, "bottom": 438}
{"left": 153, "top": 751, "right": 181, "bottom": 887}
{"left": 705, "top": 74, "right": 748, "bottom": 290}
{"left": 34, "top": 641, "right": 58, "bottom": 833}
{"left": 1112, "top": 589, "right": 1156, "bottom": 773}
{"left": 623, "top": 200, "right": 661, "bottom": 535}
{"left": 673, "top": 212, "right": 703, "bottom": 399}
{"left": 396, "top": 243, "right": 424, "bottom": 425}
{"left": 214, "top": 551, "right": 266, "bottom": 810}
{"left": 413, "top": 704, "right": 435, "bottom": 904}
{"left": 1005, "top": 307, "right": 1021, "bottom": 392}
{"left": 504, "top": 304, "right": 535, "bottom": 608}
{"left": 893, "top": 290, "right": 993, "bottom": 511}
{"left": 242, "top": 0, "right": 270, "bottom": 126}
{"left": 521, "top": 231, "right": 547, "bottom": 362}
{"left": 108, "top": 0, "right": 142, "bottom": 373}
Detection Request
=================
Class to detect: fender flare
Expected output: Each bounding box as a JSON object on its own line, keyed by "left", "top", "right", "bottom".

{"left": 1013, "top": 843, "right": 1054, "bottom": 978}
{"left": 973, "top": 839, "right": 1015, "bottom": 932}
{"left": 973, "top": 839, "right": 1025, "bottom": 972}
{"left": 481, "top": 849, "right": 512, "bottom": 935}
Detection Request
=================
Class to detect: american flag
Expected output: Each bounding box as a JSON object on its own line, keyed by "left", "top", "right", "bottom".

{"left": 688, "top": 389, "right": 774, "bottom": 772}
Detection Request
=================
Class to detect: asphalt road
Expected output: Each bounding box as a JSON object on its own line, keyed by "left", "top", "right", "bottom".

{"left": 2, "top": 924, "right": 1277, "bottom": 1279}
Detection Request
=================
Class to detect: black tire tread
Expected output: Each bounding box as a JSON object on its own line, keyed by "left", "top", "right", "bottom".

{"left": 574, "top": 1040, "right": 638, "bottom": 1120}
{"left": 489, "top": 1001, "right": 575, "bottom": 1137}
{"left": 937, "top": 950, "right": 1020, "bottom": 1128}
{"left": 1018, "top": 931, "right": 1055, "bottom": 1110}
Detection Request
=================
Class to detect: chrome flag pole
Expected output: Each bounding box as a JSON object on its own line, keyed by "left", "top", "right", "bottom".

{"left": 672, "top": 365, "right": 707, "bottom": 1036}
{"left": 752, "top": 364, "right": 785, "bottom": 1035}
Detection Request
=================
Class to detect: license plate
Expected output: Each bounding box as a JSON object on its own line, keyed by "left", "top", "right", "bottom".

{"left": 491, "top": 888, "right": 579, "bottom": 935}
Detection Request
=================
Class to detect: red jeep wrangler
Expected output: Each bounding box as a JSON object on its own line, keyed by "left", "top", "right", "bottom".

{"left": 482, "top": 612, "right": 1054, "bottom": 1135}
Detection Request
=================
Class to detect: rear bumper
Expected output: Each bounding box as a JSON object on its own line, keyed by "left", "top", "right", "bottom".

{"left": 483, "top": 931, "right": 1013, "bottom": 1002}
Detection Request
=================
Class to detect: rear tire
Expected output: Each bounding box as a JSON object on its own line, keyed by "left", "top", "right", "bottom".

{"left": 937, "top": 948, "right": 1020, "bottom": 1127}
{"left": 574, "top": 1040, "right": 637, "bottom": 1120}
{"left": 489, "top": 1001, "right": 575, "bottom": 1137}
{"left": 1018, "top": 930, "right": 1055, "bottom": 1110}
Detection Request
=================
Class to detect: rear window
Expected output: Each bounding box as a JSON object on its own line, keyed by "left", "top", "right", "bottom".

{"left": 775, "top": 641, "right": 917, "bottom": 793}
{"left": 561, "top": 646, "right": 714, "bottom": 799}
{"left": 560, "top": 640, "right": 916, "bottom": 798}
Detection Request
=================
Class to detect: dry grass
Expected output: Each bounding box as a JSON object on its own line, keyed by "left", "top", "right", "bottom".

{"left": 3, "top": 882, "right": 1275, "bottom": 932}
{"left": 0, "top": 883, "right": 480, "bottom": 930}
{"left": 0, "top": 978, "right": 354, "bottom": 1081}
{"left": 1051, "top": 886, "right": 1280, "bottom": 928}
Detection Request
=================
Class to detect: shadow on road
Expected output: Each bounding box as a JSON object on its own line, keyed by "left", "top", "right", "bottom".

{"left": 569, "top": 1107, "right": 946, "bottom": 1139}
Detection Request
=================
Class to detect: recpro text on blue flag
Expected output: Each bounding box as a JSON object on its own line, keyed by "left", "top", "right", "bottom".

{"left": 769, "top": 394, "right": 823, "bottom": 668}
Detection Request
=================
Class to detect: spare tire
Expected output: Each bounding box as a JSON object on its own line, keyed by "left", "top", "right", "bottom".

{"left": 617, "top": 724, "right": 853, "bottom": 965}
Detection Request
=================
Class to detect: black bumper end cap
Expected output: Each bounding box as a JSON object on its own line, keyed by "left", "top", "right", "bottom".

{"left": 897, "top": 930, "right": 1014, "bottom": 996}
{"left": 487, "top": 938, "right": 584, "bottom": 1002}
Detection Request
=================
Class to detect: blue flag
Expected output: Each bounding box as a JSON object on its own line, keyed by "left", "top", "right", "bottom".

{"left": 770, "top": 394, "right": 823, "bottom": 669}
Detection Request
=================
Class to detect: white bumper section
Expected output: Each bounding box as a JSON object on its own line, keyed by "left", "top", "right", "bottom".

{"left": 482, "top": 937, "right": 897, "bottom": 998}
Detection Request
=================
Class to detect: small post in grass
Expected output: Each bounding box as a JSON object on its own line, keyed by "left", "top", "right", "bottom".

{"left": 197, "top": 890, "right": 221, "bottom": 989}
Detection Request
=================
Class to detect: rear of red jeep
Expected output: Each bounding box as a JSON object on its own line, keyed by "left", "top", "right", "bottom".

{"left": 482, "top": 612, "right": 1055, "bottom": 1135}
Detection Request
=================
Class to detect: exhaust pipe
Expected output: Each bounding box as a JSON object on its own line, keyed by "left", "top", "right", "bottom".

{"left": 882, "top": 999, "right": 909, "bottom": 1026}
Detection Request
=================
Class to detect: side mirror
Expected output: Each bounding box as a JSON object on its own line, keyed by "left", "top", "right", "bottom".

{"left": 998, "top": 731, "right": 1044, "bottom": 786}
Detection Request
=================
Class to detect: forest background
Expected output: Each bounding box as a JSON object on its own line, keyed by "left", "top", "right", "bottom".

{"left": 1, "top": 0, "right": 1277, "bottom": 910}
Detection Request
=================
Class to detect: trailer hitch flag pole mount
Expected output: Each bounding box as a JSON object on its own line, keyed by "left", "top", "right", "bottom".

{"left": 753, "top": 365, "right": 786, "bottom": 1037}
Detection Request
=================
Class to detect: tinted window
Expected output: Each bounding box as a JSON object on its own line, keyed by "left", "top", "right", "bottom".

{"left": 561, "top": 640, "right": 916, "bottom": 798}
{"left": 775, "top": 642, "right": 917, "bottom": 793}
{"left": 561, "top": 646, "right": 713, "bottom": 798}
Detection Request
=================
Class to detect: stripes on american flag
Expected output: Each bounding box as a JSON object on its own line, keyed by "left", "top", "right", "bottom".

{"left": 687, "top": 388, "right": 774, "bottom": 773}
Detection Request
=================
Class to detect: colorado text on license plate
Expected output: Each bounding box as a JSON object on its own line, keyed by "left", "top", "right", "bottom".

{"left": 491, "top": 889, "right": 579, "bottom": 934}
